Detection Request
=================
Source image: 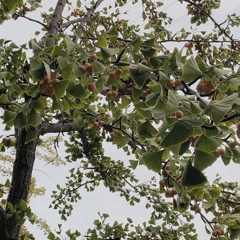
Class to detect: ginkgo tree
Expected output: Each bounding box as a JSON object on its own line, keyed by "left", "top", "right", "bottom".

{"left": 1, "top": 0, "right": 240, "bottom": 239}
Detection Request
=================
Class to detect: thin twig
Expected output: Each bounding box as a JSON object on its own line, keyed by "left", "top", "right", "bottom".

{"left": 14, "top": 14, "right": 47, "bottom": 28}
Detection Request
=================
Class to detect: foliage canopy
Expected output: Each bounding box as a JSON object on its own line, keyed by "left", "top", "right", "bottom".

{"left": 0, "top": 0, "right": 240, "bottom": 239}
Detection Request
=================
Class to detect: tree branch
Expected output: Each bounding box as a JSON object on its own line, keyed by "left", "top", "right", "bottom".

{"left": 182, "top": 0, "right": 239, "bottom": 49}
{"left": 40, "top": 122, "right": 83, "bottom": 135}
{"left": 73, "top": 0, "right": 104, "bottom": 43}
{"left": 39, "top": 0, "right": 66, "bottom": 47}
{"left": 0, "top": 205, "right": 9, "bottom": 240}
{"left": 14, "top": 14, "right": 47, "bottom": 28}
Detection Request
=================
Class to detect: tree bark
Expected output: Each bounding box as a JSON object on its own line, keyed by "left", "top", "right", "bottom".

{"left": 6, "top": 128, "right": 39, "bottom": 239}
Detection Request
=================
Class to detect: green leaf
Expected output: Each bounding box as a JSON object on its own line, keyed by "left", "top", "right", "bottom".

{"left": 230, "top": 228, "right": 240, "bottom": 239}
{"left": 106, "top": 27, "right": 118, "bottom": 36}
{"left": 30, "top": 96, "right": 47, "bottom": 111}
{"left": 182, "top": 161, "right": 207, "bottom": 186}
{"left": 97, "top": 35, "right": 108, "bottom": 47}
{"left": 19, "top": 199, "right": 28, "bottom": 211}
{"left": 161, "top": 119, "right": 203, "bottom": 148}
{"left": 57, "top": 56, "right": 68, "bottom": 70}
{"left": 92, "top": 60, "right": 106, "bottom": 73}
{"left": 55, "top": 80, "right": 69, "bottom": 100}
{"left": 141, "top": 47, "right": 157, "bottom": 59}
{"left": 179, "top": 138, "right": 191, "bottom": 155}
{"left": 3, "top": 0, "right": 20, "bottom": 13}
{"left": 51, "top": 45, "right": 62, "bottom": 58}
{"left": 62, "top": 65, "right": 73, "bottom": 80}
{"left": 206, "top": 93, "right": 237, "bottom": 125}
{"left": 194, "top": 149, "right": 217, "bottom": 171}
{"left": 5, "top": 179, "right": 12, "bottom": 188}
{"left": 182, "top": 56, "right": 202, "bottom": 82}
{"left": 30, "top": 39, "right": 42, "bottom": 53}
{"left": 165, "top": 90, "right": 178, "bottom": 117}
{"left": 130, "top": 36, "right": 141, "bottom": 52}
{"left": 25, "top": 128, "right": 37, "bottom": 144}
{"left": 3, "top": 110, "right": 16, "bottom": 126}
{"left": 143, "top": 151, "right": 163, "bottom": 172}
{"left": 134, "top": 101, "right": 152, "bottom": 118}
{"left": 43, "top": 61, "right": 51, "bottom": 79}
{"left": 137, "top": 121, "right": 157, "bottom": 140}
{"left": 129, "top": 160, "right": 138, "bottom": 170}
{"left": 129, "top": 64, "right": 150, "bottom": 88}
{"left": 65, "top": 34, "right": 76, "bottom": 54}
{"left": 69, "top": 83, "right": 89, "bottom": 99}
{"left": 30, "top": 59, "right": 44, "bottom": 80}
{"left": 195, "top": 134, "right": 220, "bottom": 152}
{"left": 28, "top": 109, "right": 42, "bottom": 126}
{"left": 100, "top": 47, "right": 119, "bottom": 62}
{"left": 13, "top": 112, "right": 27, "bottom": 128}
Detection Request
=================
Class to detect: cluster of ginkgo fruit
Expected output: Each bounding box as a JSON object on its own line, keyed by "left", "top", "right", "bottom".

{"left": 159, "top": 164, "right": 178, "bottom": 198}
{"left": 166, "top": 79, "right": 182, "bottom": 89}
{"left": 39, "top": 72, "right": 60, "bottom": 100}
{"left": 108, "top": 68, "right": 123, "bottom": 81}
{"left": 91, "top": 113, "right": 119, "bottom": 139}
{"left": 159, "top": 163, "right": 205, "bottom": 214}
{"left": 212, "top": 229, "right": 225, "bottom": 238}
{"left": 196, "top": 79, "right": 214, "bottom": 94}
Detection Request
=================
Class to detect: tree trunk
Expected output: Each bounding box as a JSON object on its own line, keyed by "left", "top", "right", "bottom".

{"left": 6, "top": 128, "right": 39, "bottom": 239}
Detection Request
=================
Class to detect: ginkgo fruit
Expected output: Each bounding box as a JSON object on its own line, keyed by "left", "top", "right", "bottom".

{"left": 175, "top": 110, "right": 184, "bottom": 118}
{"left": 90, "top": 53, "right": 98, "bottom": 61}
{"left": 108, "top": 71, "right": 116, "bottom": 80}
{"left": 115, "top": 68, "right": 123, "bottom": 76}
{"left": 228, "top": 141, "right": 236, "bottom": 149}
{"left": 85, "top": 63, "right": 93, "bottom": 74}
{"left": 218, "top": 148, "right": 225, "bottom": 156}
{"left": 110, "top": 131, "right": 116, "bottom": 138}
{"left": 87, "top": 82, "right": 96, "bottom": 92}
{"left": 167, "top": 80, "right": 175, "bottom": 88}
{"left": 141, "top": 59, "right": 148, "bottom": 66}
{"left": 159, "top": 179, "right": 165, "bottom": 187}
{"left": 196, "top": 81, "right": 206, "bottom": 93}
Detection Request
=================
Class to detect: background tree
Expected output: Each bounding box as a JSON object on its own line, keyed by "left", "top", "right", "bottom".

{"left": 0, "top": 0, "right": 240, "bottom": 239}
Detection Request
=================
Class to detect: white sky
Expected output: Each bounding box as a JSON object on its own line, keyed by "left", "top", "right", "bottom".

{"left": 1, "top": 0, "right": 240, "bottom": 239}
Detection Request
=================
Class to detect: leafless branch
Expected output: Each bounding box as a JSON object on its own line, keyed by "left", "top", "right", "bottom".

{"left": 14, "top": 14, "right": 47, "bottom": 28}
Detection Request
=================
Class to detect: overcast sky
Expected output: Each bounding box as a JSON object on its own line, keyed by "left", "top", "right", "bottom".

{"left": 1, "top": 0, "right": 240, "bottom": 239}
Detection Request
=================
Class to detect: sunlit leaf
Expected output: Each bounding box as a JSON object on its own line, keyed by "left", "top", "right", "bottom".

{"left": 65, "top": 34, "right": 76, "bottom": 54}
{"left": 97, "top": 35, "right": 108, "bottom": 47}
